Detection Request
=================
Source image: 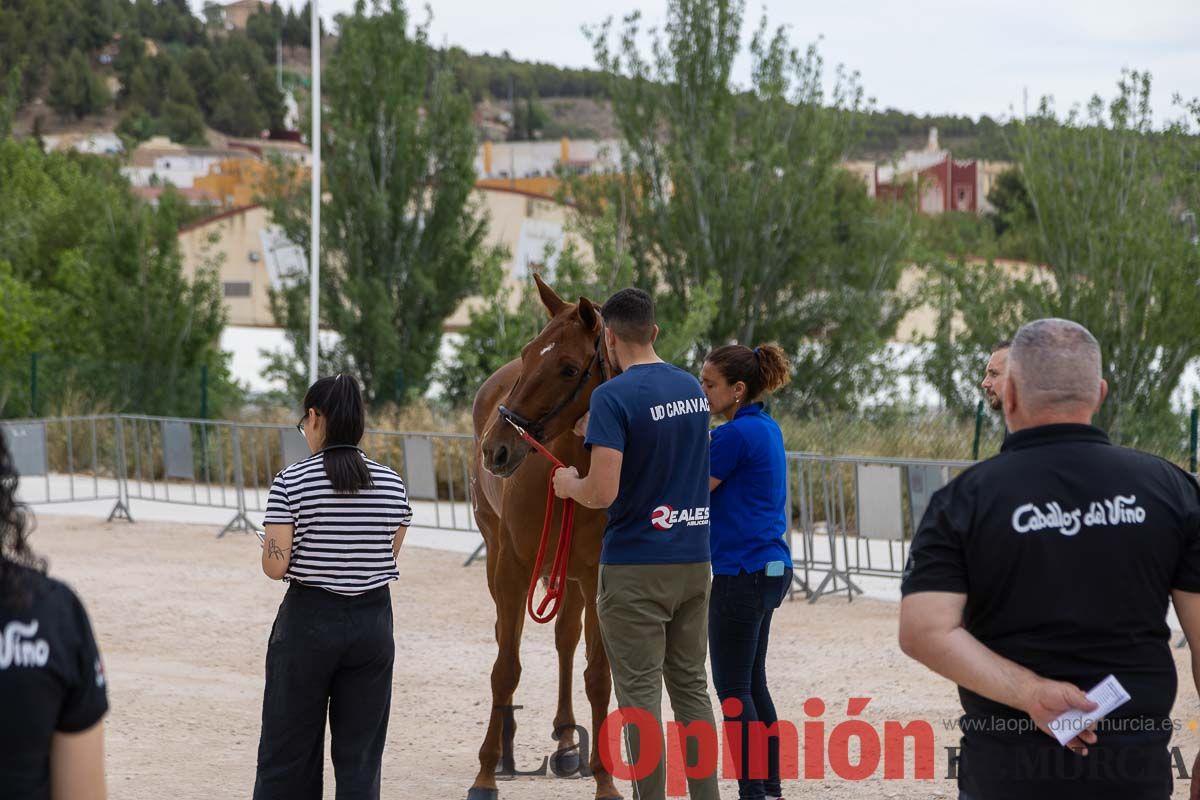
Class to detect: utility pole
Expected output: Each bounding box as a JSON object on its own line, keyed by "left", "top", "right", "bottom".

{"left": 309, "top": 0, "right": 321, "bottom": 385}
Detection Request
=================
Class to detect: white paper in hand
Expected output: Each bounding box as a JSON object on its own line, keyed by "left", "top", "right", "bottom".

{"left": 1048, "top": 674, "right": 1131, "bottom": 747}
{"left": 255, "top": 530, "right": 266, "bottom": 546}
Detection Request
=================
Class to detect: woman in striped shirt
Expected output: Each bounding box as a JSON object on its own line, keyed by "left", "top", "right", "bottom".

{"left": 254, "top": 374, "right": 412, "bottom": 800}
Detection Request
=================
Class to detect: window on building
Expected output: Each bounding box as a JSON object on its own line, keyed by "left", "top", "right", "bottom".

{"left": 223, "top": 282, "right": 252, "bottom": 298}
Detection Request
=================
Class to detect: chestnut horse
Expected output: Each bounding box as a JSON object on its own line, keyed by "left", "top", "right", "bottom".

{"left": 466, "top": 275, "right": 622, "bottom": 800}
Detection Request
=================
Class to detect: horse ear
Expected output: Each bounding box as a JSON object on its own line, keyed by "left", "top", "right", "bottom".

{"left": 577, "top": 297, "right": 600, "bottom": 332}
{"left": 533, "top": 273, "right": 567, "bottom": 318}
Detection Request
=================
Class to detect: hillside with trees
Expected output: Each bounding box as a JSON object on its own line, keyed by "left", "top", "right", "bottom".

{"left": 2, "top": 0, "right": 1017, "bottom": 158}
{"left": 0, "top": 0, "right": 316, "bottom": 144}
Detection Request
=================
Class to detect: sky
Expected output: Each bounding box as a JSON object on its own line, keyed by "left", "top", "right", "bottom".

{"left": 205, "top": 0, "right": 1199, "bottom": 123}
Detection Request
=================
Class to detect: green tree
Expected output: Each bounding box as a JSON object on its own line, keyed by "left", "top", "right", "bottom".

{"left": 0, "top": 66, "right": 20, "bottom": 138}
{"left": 922, "top": 72, "right": 1200, "bottom": 445}
{"left": 115, "top": 104, "right": 155, "bottom": 148}
{"left": 0, "top": 261, "right": 44, "bottom": 415}
{"left": 113, "top": 29, "right": 146, "bottom": 103}
{"left": 579, "top": 0, "right": 914, "bottom": 410}
{"left": 246, "top": 4, "right": 285, "bottom": 58}
{"left": 0, "top": 138, "right": 236, "bottom": 417}
{"left": 125, "top": 62, "right": 158, "bottom": 115}
{"left": 160, "top": 99, "right": 206, "bottom": 144}
{"left": 182, "top": 47, "right": 220, "bottom": 114}
{"left": 986, "top": 168, "right": 1032, "bottom": 237}
{"left": 266, "top": 0, "right": 494, "bottom": 405}
{"left": 437, "top": 213, "right": 715, "bottom": 408}
{"left": 49, "top": 47, "right": 109, "bottom": 121}
{"left": 210, "top": 73, "right": 267, "bottom": 136}
{"left": 47, "top": 52, "right": 83, "bottom": 119}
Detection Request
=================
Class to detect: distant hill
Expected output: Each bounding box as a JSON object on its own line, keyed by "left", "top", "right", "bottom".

{"left": 1, "top": 1, "right": 1012, "bottom": 161}
{"left": 447, "top": 47, "right": 1014, "bottom": 160}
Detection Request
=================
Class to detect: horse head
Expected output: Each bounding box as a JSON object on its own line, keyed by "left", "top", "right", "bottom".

{"left": 480, "top": 274, "right": 606, "bottom": 478}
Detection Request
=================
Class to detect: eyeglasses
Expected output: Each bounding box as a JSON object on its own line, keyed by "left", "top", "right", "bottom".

{"left": 296, "top": 410, "right": 320, "bottom": 436}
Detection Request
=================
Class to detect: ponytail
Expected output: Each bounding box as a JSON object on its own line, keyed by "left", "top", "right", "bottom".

{"left": 704, "top": 342, "right": 791, "bottom": 402}
{"left": 302, "top": 374, "right": 374, "bottom": 494}
{"left": 752, "top": 344, "right": 791, "bottom": 395}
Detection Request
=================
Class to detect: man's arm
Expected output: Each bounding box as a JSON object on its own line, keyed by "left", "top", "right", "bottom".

{"left": 552, "top": 446, "right": 622, "bottom": 509}
{"left": 899, "top": 591, "right": 1097, "bottom": 753}
{"left": 1171, "top": 590, "right": 1200, "bottom": 799}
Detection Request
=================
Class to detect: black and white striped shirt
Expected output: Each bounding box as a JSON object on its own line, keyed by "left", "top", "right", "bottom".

{"left": 264, "top": 452, "right": 413, "bottom": 595}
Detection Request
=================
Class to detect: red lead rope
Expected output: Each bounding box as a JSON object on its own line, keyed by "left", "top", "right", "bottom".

{"left": 503, "top": 417, "right": 575, "bottom": 624}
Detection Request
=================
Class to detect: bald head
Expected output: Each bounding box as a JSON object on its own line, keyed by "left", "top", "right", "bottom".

{"left": 1005, "top": 319, "right": 1106, "bottom": 427}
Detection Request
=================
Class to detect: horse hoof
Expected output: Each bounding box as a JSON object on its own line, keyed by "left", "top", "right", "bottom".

{"left": 466, "top": 788, "right": 499, "bottom": 800}
{"left": 550, "top": 745, "right": 582, "bottom": 776}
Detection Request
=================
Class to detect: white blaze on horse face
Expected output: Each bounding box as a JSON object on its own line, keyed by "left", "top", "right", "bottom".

{"left": 539, "top": 342, "right": 556, "bottom": 357}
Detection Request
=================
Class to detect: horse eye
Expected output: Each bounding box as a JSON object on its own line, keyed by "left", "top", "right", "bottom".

{"left": 561, "top": 365, "right": 580, "bottom": 378}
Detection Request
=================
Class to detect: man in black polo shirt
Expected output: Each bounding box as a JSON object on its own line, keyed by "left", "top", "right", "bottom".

{"left": 899, "top": 318, "right": 1200, "bottom": 800}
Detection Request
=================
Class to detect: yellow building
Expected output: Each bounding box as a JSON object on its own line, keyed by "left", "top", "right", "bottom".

{"left": 178, "top": 205, "right": 283, "bottom": 328}
{"left": 177, "top": 186, "right": 587, "bottom": 331}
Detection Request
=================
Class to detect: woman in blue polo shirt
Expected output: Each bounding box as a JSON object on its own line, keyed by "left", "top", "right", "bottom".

{"left": 699, "top": 343, "right": 793, "bottom": 800}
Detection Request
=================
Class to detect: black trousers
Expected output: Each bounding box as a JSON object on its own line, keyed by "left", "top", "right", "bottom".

{"left": 957, "top": 729, "right": 1172, "bottom": 800}
{"left": 253, "top": 581, "right": 394, "bottom": 800}
{"left": 708, "top": 567, "right": 792, "bottom": 800}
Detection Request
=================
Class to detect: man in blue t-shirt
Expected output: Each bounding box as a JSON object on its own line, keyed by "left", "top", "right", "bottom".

{"left": 553, "top": 288, "right": 719, "bottom": 800}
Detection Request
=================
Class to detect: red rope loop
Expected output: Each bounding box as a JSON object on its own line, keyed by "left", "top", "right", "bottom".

{"left": 503, "top": 418, "right": 576, "bottom": 624}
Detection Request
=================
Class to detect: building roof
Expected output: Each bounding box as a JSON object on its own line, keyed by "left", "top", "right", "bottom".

{"left": 133, "top": 186, "right": 221, "bottom": 205}
{"left": 127, "top": 138, "right": 255, "bottom": 168}
{"left": 177, "top": 203, "right": 263, "bottom": 234}
{"left": 225, "top": 137, "right": 311, "bottom": 158}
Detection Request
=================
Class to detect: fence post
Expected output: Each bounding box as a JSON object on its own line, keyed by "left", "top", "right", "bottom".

{"left": 200, "top": 364, "right": 209, "bottom": 420}
{"left": 30, "top": 352, "right": 38, "bottom": 417}
{"left": 1190, "top": 407, "right": 1198, "bottom": 475}
{"left": 107, "top": 416, "right": 134, "bottom": 523}
{"left": 971, "top": 399, "right": 984, "bottom": 461}
{"left": 217, "top": 425, "right": 256, "bottom": 537}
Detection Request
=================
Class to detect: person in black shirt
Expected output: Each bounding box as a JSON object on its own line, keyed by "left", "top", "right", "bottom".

{"left": 0, "top": 429, "right": 108, "bottom": 800}
{"left": 899, "top": 318, "right": 1200, "bottom": 800}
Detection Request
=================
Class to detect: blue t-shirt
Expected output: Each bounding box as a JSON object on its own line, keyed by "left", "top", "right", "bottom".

{"left": 585, "top": 362, "right": 712, "bottom": 565}
{"left": 709, "top": 403, "right": 792, "bottom": 576}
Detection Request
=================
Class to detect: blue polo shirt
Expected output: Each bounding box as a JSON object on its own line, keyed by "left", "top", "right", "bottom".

{"left": 585, "top": 362, "right": 712, "bottom": 565}
{"left": 709, "top": 403, "right": 792, "bottom": 576}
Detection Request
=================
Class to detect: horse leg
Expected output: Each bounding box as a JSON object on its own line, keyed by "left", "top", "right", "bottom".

{"left": 549, "top": 580, "right": 585, "bottom": 777}
{"left": 467, "top": 546, "right": 529, "bottom": 800}
{"left": 582, "top": 573, "right": 622, "bottom": 800}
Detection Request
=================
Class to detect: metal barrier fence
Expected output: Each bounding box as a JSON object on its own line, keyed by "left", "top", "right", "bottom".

{"left": 10, "top": 414, "right": 1192, "bottom": 604}
{"left": 3, "top": 414, "right": 478, "bottom": 538}
{"left": 786, "top": 453, "right": 974, "bottom": 603}
{"left": 0, "top": 415, "right": 131, "bottom": 523}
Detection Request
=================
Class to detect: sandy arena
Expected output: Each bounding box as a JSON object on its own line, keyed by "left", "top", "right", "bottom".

{"left": 25, "top": 513, "right": 1200, "bottom": 799}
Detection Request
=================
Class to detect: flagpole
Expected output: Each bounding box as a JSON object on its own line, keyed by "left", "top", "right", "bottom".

{"left": 308, "top": 0, "right": 321, "bottom": 386}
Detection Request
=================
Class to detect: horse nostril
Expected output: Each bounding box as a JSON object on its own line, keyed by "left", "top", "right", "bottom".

{"left": 494, "top": 445, "right": 509, "bottom": 469}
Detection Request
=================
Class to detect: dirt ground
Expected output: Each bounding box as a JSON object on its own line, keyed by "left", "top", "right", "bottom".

{"left": 26, "top": 513, "right": 1200, "bottom": 799}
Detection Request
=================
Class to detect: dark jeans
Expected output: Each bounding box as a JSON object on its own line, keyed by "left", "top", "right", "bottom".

{"left": 708, "top": 567, "right": 792, "bottom": 800}
{"left": 254, "top": 581, "right": 394, "bottom": 800}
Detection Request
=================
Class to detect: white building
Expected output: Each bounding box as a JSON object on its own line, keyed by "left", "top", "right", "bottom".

{"left": 121, "top": 137, "right": 254, "bottom": 189}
